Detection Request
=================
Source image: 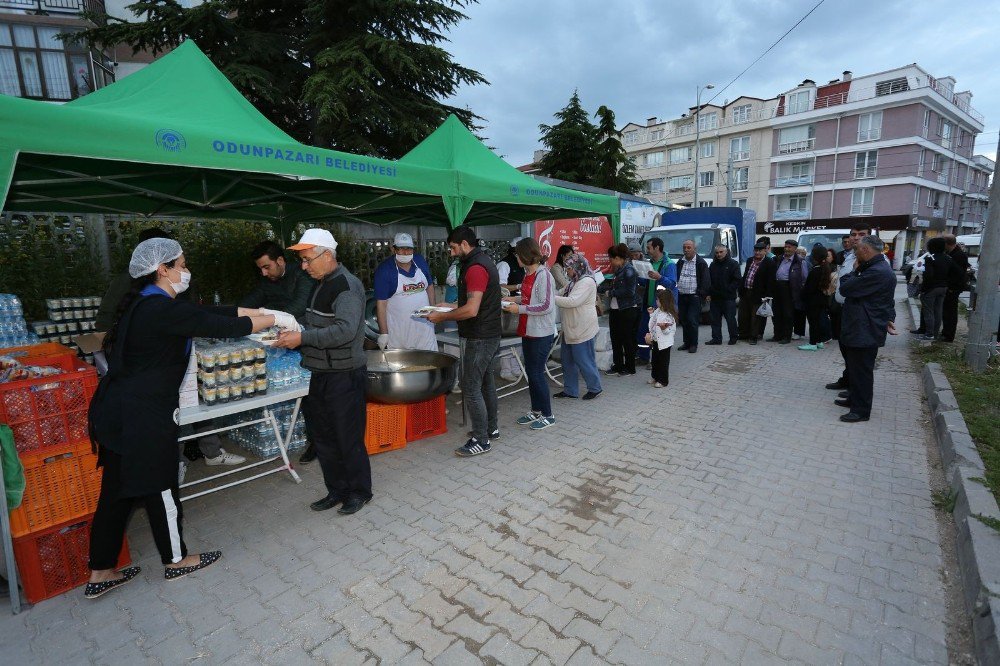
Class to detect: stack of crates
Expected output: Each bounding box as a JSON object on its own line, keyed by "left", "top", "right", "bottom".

{"left": 362, "top": 394, "right": 449, "bottom": 456}
{"left": 0, "top": 342, "right": 130, "bottom": 603}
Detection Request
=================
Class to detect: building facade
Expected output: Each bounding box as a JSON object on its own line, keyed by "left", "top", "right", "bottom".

{"left": 623, "top": 64, "right": 992, "bottom": 252}
{"left": 0, "top": 0, "right": 114, "bottom": 101}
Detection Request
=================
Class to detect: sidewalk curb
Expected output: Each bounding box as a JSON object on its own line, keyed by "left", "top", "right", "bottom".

{"left": 921, "top": 361, "right": 1000, "bottom": 665}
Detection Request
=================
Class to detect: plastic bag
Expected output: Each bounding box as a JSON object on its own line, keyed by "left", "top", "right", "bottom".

{"left": 1, "top": 425, "right": 25, "bottom": 510}
{"left": 756, "top": 297, "right": 774, "bottom": 317}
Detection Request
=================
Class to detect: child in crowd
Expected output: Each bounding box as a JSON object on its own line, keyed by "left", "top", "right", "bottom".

{"left": 645, "top": 286, "right": 677, "bottom": 388}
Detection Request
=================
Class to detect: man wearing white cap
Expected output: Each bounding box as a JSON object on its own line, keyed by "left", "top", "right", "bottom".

{"left": 373, "top": 232, "right": 438, "bottom": 351}
{"left": 273, "top": 228, "right": 372, "bottom": 515}
{"left": 497, "top": 236, "right": 526, "bottom": 289}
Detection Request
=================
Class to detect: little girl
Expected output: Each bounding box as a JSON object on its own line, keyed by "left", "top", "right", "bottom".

{"left": 645, "top": 287, "right": 677, "bottom": 388}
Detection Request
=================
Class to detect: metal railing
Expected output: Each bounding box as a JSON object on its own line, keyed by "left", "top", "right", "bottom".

{"left": 775, "top": 175, "right": 814, "bottom": 187}
{"left": 850, "top": 203, "right": 874, "bottom": 215}
{"left": 0, "top": 0, "right": 105, "bottom": 16}
{"left": 775, "top": 79, "right": 983, "bottom": 123}
{"left": 854, "top": 166, "right": 877, "bottom": 179}
{"left": 778, "top": 138, "right": 815, "bottom": 154}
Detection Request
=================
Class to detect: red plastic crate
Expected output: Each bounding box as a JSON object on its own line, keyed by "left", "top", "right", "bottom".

{"left": 14, "top": 515, "right": 130, "bottom": 604}
{"left": 365, "top": 402, "right": 407, "bottom": 455}
{"left": 0, "top": 342, "right": 78, "bottom": 366}
{"left": 9, "top": 446, "right": 102, "bottom": 538}
{"left": 405, "top": 395, "right": 448, "bottom": 442}
{"left": 0, "top": 356, "right": 97, "bottom": 456}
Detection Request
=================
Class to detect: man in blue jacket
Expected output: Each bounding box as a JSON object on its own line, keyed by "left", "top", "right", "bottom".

{"left": 635, "top": 237, "right": 677, "bottom": 363}
{"left": 835, "top": 235, "right": 897, "bottom": 423}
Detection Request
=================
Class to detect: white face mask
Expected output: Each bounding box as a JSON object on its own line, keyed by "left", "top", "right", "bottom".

{"left": 169, "top": 267, "right": 191, "bottom": 295}
{"left": 395, "top": 253, "right": 413, "bottom": 265}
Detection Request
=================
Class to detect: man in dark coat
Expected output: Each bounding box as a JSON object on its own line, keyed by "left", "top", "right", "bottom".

{"left": 706, "top": 245, "right": 741, "bottom": 345}
{"left": 738, "top": 243, "right": 775, "bottom": 344}
{"left": 769, "top": 239, "right": 808, "bottom": 344}
{"left": 940, "top": 234, "right": 970, "bottom": 342}
{"left": 675, "top": 239, "right": 711, "bottom": 353}
{"left": 836, "top": 235, "right": 897, "bottom": 423}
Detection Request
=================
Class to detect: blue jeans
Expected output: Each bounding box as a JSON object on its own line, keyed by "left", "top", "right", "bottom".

{"left": 677, "top": 293, "right": 702, "bottom": 348}
{"left": 521, "top": 335, "right": 553, "bottom": 417}
{"left": 460, "top": 337, "right": 500, "bottom": 443}
{"left": 560, "top": 336, "right": 602, "bottom": 398}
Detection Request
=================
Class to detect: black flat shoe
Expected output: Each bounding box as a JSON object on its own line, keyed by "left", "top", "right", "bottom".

{"left": 678, "top": 344, "right": 690, "bottom": 351}
{"left": 582, "top": 391, "right": 602, "bottom": 400}
{"left": 165, "top": 551, "right": 221, "bottom": 581}
{"left": 338, "top": 496, "right": 372, "bottom": 515}
{"left": 840, "top": 413, "right": 869, "bottom": 423}
{"left": 838, "top": 391, "right": 850, "bottom": 399}
{"left": 298, "top": 445, "right": 317, "bottom": 464}
{"left": 705, "top": 340, "right": 722, "bottom": 346}
{"left": 311, "top": 495, "right": 345, "bottom": 511}
{"left": 825, "top": 380, "right": 847, "bottom": 390}
{"left": 687, "top": 347, "right": 697, "bottom": 353}
{"left": 553, "top": 391, "right": 576, "bottom": 398}
{"left": 834, "top": 398, "right": 851, "bottom": 407}
{"left": 728, "top": 340, "right": 738, "bottom": 345}
{"left": 84, "top": 566, "right": 141, "bottom": 599}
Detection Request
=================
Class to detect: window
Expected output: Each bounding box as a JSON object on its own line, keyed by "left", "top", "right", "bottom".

{"left": 697, "top": 112, "right": 718, "bottom": 131}
{"left": 851, "top": 188, "right": 874, "bottom": 215}
{"left": 875, "top": 77, "right": 909, "bottom": 96}
{"left": 732, "top": 167, "right": 749, "bottom": 191}
{"left": 649, "top": 129, "right": 664, "bottom": 141}
{"left": 676, "top": 123, "right": 694, "bottom": 136}
{"left": 732, "top": 104, "right": 752, "bottom": 124}
{"left": 0, "top": 23, "right": 92, "bottom": 101}
{"left": 700, "top": 141, "right": 715, "bottom": 158}
{"left": 939, "top": 119, "right": 953, "bottom": 149}
{"left": 668, "top": 175, "right": 693, "bottom": 191}
{"left": 786, "top": 89, "right": 811, "bottom": 114}
{"left": 733, "top": 198, "right": 748, "bottom": 209}
{"left": 730, "top": 136, "right": 750, "bottom": 160}
{"left": 913, "top": 186, "right": 921, "bottom": 214}
{"left": 698, "top": 200, "right": 713, "bottom": 207}
{"left": 918, "top": 149, "right": 926, "bottom": 176}
{"left": 623, "top": 131, "right": 639, "bottom": 146}
{"left": 669, "top": 147, "right": 693, "bottom": 164}
{"left": 858, "top": 112, "right": 882, "bottom": 141}
{"left": 645, "top": 179, "right": 665, "bottom": 194}
{"left": 922, "top": 109, "right": 930, "bottom": 136}
{"left": 788, "top": 194, "right": 809, "bottom": 211}
{"left": 699, "top": 171, "right": 715, "bottom": 187}
{"left": 644, "top": 151, "right": 664, "bottom": 168}
{"left": 777, "top": 160, "right": 813, "bottom": 186}
{"left": 854, "top": 150, "right": 877, "bottom": 179}
{"left": 778, "top": 125, "right": 814, "bottom": 153}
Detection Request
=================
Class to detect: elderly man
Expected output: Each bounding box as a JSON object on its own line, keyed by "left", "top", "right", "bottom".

{"left": 674, "top": 239, "right": 711, "bottom": 353}
{"left": 770, "top": 239, "right": 808, "bottom": 344}
{"left": 706, "top": 245, "right": 741, "bottom": 345}
{"left": 373, "top": 232, "right": 438, "bottom": 351}
{"left": 240, "top": 240, "right": 315, "bottom": 318}
{"left": 835, "top": 235, "right": 897, "bottom": 422}
{"left": 738, "top": 242, "right": 775, "bottom": 344}
{"left": 274, "top": 228, "right": 372, "bottom": 515}
{"left": 827, "top": 222, "right": 873, "bottom": 390}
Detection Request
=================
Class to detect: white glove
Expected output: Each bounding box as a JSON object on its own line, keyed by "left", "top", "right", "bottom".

{"left": 377, "top": 333, "right": 390, "bottom": 350}
{"left": 263, "top": 309, "right": 301, "bottom": 332}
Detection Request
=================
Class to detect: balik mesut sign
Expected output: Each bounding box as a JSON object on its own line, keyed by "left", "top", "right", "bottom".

{"left": 535, "top": 217, "right": 613, "bottom": 273}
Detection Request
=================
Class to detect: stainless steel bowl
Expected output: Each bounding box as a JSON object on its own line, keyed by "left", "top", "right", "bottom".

{"left": 501, "top": 310, "right": 520, "bottom": 337}
{"left": 366, "top": 349, "right": 458, "bottom": 404}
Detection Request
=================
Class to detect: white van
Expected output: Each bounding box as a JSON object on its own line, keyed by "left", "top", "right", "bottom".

{"left": 796, "top": 229, "right": 851, "bottom": 253}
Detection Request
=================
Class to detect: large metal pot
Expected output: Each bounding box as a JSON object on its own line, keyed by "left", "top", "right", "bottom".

{"left": 366, "top": 349, "right": 458, "bottom": 404}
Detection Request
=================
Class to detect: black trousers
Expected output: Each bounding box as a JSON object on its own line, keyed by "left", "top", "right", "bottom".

{"left": 793, "top": 309, "right": 807, "bottom": 338}
{"left": 737, "top": 293, "right": 766, "bottom": 340}
{"left": 829, "top": 301, "right": 842, "bottom": 339}
{"left": 89, "top": 448, "right": 187, "bottom": 570}
{"left": 941, "top": 289, "right": 961, "bottom": 340}
{"left": 609, "top": 308, "right": 638, "bottom": 373}
{"left": 772, "top": 281, "right": 793, "bottom": 340}
{"left": 677, "top": 293, "right": 702, "bottom": 348}
{"left": 709, "top": 298, "right": 738, "bottom": 343}
{"left": 650, "top": 344, "right": 671, "bottom": 385}
{"left": 843, "top": 345, "right": 878, "bottom": 418}
{"left": 305, "top": 367, "right": 372, "bottom": 501}
{"left": 805, "top": 302, "right": 829, "bottom": 345}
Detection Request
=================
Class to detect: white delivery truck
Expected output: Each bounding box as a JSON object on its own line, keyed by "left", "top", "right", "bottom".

{"left": 796, "top": 229, "right": 851, "bottom": 253}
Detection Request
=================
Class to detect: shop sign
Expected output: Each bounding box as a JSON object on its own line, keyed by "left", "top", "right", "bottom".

{"left": 534, "top": 217, "right": 613, "bottom": 273}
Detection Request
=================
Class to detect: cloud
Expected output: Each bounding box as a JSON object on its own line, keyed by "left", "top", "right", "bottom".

{"left": 443, "top": 0, "right": 999, "bottom": 165}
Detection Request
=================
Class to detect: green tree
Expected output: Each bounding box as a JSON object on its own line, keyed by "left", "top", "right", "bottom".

{"left": 537, "top": 90, "right": 597, "bottom": 185}
{"left": 73, "top": 0, "right": 487, "bottom": 158}
{"left": 593, "top": 105, "right": 640, "bottom": 194}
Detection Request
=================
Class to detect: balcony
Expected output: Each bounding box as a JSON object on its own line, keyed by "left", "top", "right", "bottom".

{"left": 775, "top": 175, "right": 814, "bottom": 187}
{"left": 778, "top": 138, "right": 815, "bottom": 154}
{"left": 850, "top": 203, "right": 874, "bottom": 215}
{"left": 937, "top": 173, "right": 950, "bottom": 184}
{"left": 854, "top": 166, "right": 877, "bottom": 179}
{"left": 0, "top": 0, "right": 105, "bottom": 18}
{"left": 773, "top": 209, "right": 811, "bottom": 220}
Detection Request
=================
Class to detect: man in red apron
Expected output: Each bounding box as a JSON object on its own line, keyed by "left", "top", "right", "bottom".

{"left": 374, "top": 233, "right": 438, "bottom": 351}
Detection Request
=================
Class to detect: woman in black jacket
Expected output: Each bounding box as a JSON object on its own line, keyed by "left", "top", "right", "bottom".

{"left": 85, "top": 238, "right": 276, "bottom": 598}
{"left": 597, "top": 243, "right": 639, "bottom": 375}
{"left": 799, "top": 246, "right": 833, "bottom": 350}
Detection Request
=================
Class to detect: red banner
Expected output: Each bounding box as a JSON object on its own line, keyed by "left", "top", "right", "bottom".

{"left": 534, "top": 217, "right": 613, "bottom": 273}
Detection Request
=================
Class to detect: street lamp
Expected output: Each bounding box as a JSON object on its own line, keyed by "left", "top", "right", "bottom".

{"left": 693, "top": 83, "right": 714, "bottom": 207}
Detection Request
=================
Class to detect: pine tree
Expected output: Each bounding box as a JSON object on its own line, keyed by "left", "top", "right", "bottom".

{"left": 73, "top": 0, "right": 487, "bottom": 158}
{"left": 593, "top": 105, "right": 640, "bottom": 194}
{"left": 537, "top": 91, "right": 597, "bottom": 185}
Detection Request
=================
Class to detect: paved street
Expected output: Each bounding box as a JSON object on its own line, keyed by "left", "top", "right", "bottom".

{"left": 0, "top": 293, "right": 955, "bottom": 665}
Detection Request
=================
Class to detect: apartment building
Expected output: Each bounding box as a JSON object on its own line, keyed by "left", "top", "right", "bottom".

{"left": 621, "top": 95, "right": 778, "bottom": 213}
{"left": 0, "top": 0, "right": 114, "bottom": 101}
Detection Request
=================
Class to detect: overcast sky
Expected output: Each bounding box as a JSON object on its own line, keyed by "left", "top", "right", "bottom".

{"left": 443, "top": 0, "right": 999, "bottom": 167}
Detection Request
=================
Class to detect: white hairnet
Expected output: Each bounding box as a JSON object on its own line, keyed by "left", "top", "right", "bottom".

{"left": 129, "top": 238, "right": 183, "bottom": 278}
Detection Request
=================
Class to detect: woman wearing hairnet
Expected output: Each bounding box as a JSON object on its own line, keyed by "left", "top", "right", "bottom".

{"left": 84, "top": 238, "right": 285, "bottom": 598}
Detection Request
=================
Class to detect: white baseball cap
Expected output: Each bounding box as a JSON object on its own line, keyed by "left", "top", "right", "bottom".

{"left": 288, "top": 228, "right": 338, "bottom": 251}
{"left": 393, "top": 232, "right": 414, "bottom": 248}
{"left": 509, "top": 236, "right": 524, "bottom": 247}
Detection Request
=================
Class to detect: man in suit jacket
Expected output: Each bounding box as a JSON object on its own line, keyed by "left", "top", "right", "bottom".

{"left": 737, "top": 243, "right": 776, "bottom": 344}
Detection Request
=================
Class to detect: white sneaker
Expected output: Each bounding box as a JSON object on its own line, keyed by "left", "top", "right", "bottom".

{"left": 204, "top": 449, "right": 246, "bottom": 466}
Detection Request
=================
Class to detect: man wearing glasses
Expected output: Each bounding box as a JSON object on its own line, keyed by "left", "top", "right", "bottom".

{"left": 273, "top": 228, "right": 372, "bottom": 516}
{"left": 705, "top": 245, "right": 741, "bottom": 346}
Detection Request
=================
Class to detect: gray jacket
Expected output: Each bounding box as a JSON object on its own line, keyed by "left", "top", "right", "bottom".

{"left": 298, "top": 265, "right": 366, "bottom": 372}
{"left": 516, "top": 267, "right": 556, "bottom": 338}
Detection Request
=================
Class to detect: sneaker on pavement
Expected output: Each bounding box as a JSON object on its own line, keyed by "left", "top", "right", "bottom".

{"left": 455, "top": 438, "right": 491, "bottom": 457}
{"left": 529, "top": 416, "right": 556, "bottom": 430}
{"left": 798, "top": 344, "right": 819, "bottom": 351}
{"left": 653, "top": 382, "right": 666, "bottom": 388}
{"left": 516, "top": 411, "right": 542, "bottom": 425}
{"left": 204, "top": 449, "right": 246, "bottom": 466}
{"left": 791, "top": 334, "right": 802, "bottom": 340}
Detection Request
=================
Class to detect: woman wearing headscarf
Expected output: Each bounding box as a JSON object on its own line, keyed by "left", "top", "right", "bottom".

{"left": 85, "top": 238, "right": 281, "bottom": 598}
{"left": 552, "top": 254, "right": 602, "bottom": 400}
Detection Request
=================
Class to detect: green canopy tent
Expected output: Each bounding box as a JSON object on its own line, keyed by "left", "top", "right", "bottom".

{"left": 0, "top": 40, "right": 618, "bottom": 239}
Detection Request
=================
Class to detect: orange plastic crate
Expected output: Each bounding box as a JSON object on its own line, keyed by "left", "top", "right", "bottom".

{"left": 405, "top": 395, "right": 448, "bottom": 442}
{"left": 9, "top": 445, "right": 102, "bottom": 538}
{"left": 0, "top": 356, "right": 97, "bottom": 456}
{"left": 0, "top": 342, "right": 78, "bottom": 366}
{"left": 14, "top": 515, "right": 130, "bottom": 604}
{"left": 365, "top": 402, "right": 407, "bottom": 455}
